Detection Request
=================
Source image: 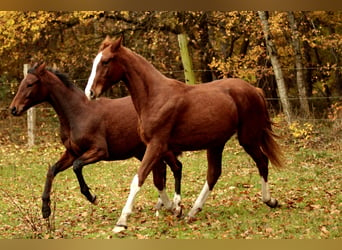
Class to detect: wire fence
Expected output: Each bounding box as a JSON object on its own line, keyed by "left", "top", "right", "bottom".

{"left": 1, "top": 95, "right": 341, "bottom": 147}
{"left": 1, "top": 63, "right": 341, "bottom": 146}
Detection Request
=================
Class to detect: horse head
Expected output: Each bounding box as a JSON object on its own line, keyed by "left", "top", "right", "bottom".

{"left": 9, "top": 63, "right": 48, "bottom": 116}
{"left": 85, "top": 36, "right": 125, "bottom": 100}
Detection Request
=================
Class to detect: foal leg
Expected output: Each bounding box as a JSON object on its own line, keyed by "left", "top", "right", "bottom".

{"left": 152, "top": 160, "right": 173, "bottom": 215}
{"left": 72, "top": 148, "right": 107, "bottom": 205}
{"left": 241, "top": 144, "right": 278, "bottom": 208}
{"left": 42, "top": 150, "right": 75, "bottom": 218}
{"left": 187, "top": 146, "right": 224, "bottom": 221}
{"left": 156, "top": 151, "right": 183, "bottom": 217}
{"left": 114, "top": 140, "right": 167, "bottom": 233}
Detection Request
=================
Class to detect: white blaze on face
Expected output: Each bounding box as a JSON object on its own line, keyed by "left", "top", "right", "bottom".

{"left": 85, "top": 52, "right": 103, "bottom": 99}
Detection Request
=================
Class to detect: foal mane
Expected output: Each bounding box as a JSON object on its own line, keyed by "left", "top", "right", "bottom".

{"left": 28, "top": 64, "right": 74, "bottom": 89}
{"left": 49, "top": 69, "right": 74, "bottom": 89}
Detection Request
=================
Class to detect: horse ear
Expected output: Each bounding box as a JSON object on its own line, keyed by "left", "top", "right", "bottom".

{"left": 110, "top": 36, "right": 123, "bottom": 53}
{"left": 99, "top": 36, "right": 113, "bottom": 52}
{"left": 36, "top": 62, "right": 46, "bottom": 75}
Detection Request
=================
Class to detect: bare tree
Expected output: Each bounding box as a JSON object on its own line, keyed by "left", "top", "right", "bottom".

{"left": 288, "top": 11, "right": 311, "bottom": 117}
{"left": 258, "top": 11, "right": 293, "bottom": 123}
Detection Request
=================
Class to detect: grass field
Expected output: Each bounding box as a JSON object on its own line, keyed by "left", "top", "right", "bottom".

{"left": 0, "top": 117, "right": 341, "bottom": 239}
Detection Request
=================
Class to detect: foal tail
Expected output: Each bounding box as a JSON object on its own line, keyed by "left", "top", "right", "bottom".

{"left": 257, "top": 88, "right": 285, "bottom": 169}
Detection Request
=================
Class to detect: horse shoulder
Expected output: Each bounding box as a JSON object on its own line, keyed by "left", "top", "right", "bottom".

{"left": 139, "top": 93, "right": 185, "bottom": 143}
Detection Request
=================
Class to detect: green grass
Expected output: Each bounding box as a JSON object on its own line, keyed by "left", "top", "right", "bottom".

{"left": 0, "top": 121, "right": 341, "bottom": 239}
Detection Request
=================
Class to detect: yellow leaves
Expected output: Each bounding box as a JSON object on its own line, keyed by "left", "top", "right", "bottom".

{"left": 289, "top": 121, "right": 314, "bottom": 139}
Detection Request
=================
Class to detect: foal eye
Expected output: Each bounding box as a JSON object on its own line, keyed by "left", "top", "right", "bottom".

{"left": 27, "top": 83, "right": 34, "bottom": 87}
{"left": 102, "top": 60, "right": 110, "bottom": 65}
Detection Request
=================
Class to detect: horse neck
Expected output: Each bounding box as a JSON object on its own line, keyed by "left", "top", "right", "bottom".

{"left": 43, "top": 73, "right": 87, "bottom": 125}
{"left": 121, "top": 48, "right": 168, "bottom": 114}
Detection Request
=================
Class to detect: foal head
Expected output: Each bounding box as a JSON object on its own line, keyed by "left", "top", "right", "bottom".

{"left": 9, "top": 63, "right": 50, "bottom": 116}
{"left": 85, "top": 36, "right": 125, "bottom": 100}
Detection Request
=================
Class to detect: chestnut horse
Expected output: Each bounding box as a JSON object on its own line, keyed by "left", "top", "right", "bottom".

{"left": 9, "top": 63, "right": 182, "bottom": 219}
{"left": 86, "top": 36, "right": 284, "bottom": 233}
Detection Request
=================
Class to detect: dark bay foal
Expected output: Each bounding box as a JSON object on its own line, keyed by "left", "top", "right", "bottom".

{"left": 9, "top": 63, "right": 182, "bottom": 219}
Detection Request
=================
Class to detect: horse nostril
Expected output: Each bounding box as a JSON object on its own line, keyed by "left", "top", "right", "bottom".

{"left": 10, "top": 106, "right": 17, "bottom": 116}
{"left": 90, "top": 90, "right": 95, "bottom": 99}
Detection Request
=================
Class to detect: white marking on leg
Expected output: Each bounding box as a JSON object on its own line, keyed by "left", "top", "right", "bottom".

{"left": 113, "top": 174, "right": 140, "bottom": 233}
{"left": 261, "top": 177, "right": 271, "bottom": 203}
{"left": 173, "top": 193, "right": 181, "bottom": 208}
{"left": 158, "top": 189, "right": 172, "bottom": 210}
{"left": 188, "top": 181, "right": 211, "bottom": 218}
{"left": 173, "top": 193, "right": 182, "bottom": 216}
{"left": 261, "top": 177, "right": 278, "bottom": 207}
{"left": 85, "top": 52, "right": 103, "bottom": 99}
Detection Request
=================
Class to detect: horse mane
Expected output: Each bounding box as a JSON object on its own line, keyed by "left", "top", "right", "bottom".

{"left": 28, "top": 64, "right": 74, "bottom": 89}
{"left": 48, "top": 68, "right": 74, "bottom": 89}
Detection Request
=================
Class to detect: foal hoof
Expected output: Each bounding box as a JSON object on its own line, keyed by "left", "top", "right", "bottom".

{"left": 42, "top": 206, "right": 51, "bottom": 219}
{"left": 265, "top": 198, "right": 279, "bottom": 208}
{"left": 91, "top": 195, "right": 99, "bottom": 205}
{"left": 113, "top": 224, "right": 128, "bottom": 233}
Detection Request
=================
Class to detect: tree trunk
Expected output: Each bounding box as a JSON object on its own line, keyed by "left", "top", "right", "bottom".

{"left": 258, "top": 11, "right": 293, "bottom": 123}
{"left": 287, "top": 11, "right": 311, "bottom": 117}
{"left": 198, "top": 11, "right": 214, "bottom": 83}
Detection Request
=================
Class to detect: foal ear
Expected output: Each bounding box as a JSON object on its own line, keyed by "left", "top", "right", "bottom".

{"left": 110, "top": 36, "right": 123, "bottom": 53}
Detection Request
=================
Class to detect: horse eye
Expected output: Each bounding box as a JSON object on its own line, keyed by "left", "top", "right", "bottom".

{"left": 102, "top": 60, "right": 110, "bottom": 65}
{"left": 27, "top": 83, "right": 34, "bottom": 87}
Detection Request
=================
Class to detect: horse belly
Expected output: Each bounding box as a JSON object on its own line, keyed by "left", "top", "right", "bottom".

{"left": 169, "top": 98, "right": 238, "bottom": 151}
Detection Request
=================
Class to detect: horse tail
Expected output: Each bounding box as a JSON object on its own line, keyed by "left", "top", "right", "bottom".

{"left": 257, "top": 88, "right": 285, "bottom": 169}
{"left": 261, "top": 126, "right": 284, "bottom": 169}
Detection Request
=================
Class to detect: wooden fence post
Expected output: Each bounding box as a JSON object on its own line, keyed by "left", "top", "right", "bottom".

{"left": 24, "top": 64, "right": 36, "bottom": 146}
{"left": 177, "top": 33, "right": 196, "bottom": 85}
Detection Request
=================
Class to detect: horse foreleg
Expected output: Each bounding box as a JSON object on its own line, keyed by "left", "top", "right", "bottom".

{"left": 114, "top": 174, "right": 140, "bottom": 233}
{"left": 73, "top": 159, "right": 97, "bottom": 204}
{"left": 41, "top": 151, "right": 74, "bottom": 218}
{"left": 187, "top": 146, "right": 223, "bottom": 221}
{"left": 113, "top": 141, "right": 166, "bottom": 233}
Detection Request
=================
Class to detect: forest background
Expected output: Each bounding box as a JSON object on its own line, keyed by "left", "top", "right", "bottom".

{"left": 0, "top": 11, "right": 341, "bottom": 239}
{"left": 0, "top": 11, "right": 341, "bottom": 120}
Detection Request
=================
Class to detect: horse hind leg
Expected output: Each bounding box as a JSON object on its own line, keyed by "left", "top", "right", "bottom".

{"left": 187, "top": 146, "right": 224, "bottom": 221}
{"left": 241, "top": 143, "right": 278, "bottom": 208}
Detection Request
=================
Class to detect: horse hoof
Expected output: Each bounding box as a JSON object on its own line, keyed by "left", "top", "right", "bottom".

{"left": 265, "top": 198, "right": 279, "bottom": 208}
{"left": 42, "top": 207, "right": 51, "bottom": 219}
{"left": 92, "top": 195, "right": 99, "bottom": 205}
{"left": 173, "top": 206, "right": 183, "bottom": 218}
{"left": 113, "top": 224, "right": 128, "bottom": 233}
{"left": 186, "top": 216, "right": 197, "bottom": 224}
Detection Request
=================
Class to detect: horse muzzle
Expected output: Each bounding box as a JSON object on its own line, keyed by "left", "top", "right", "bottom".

{"left": 10, "top": 106, "right": 21, "bottom": 116}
